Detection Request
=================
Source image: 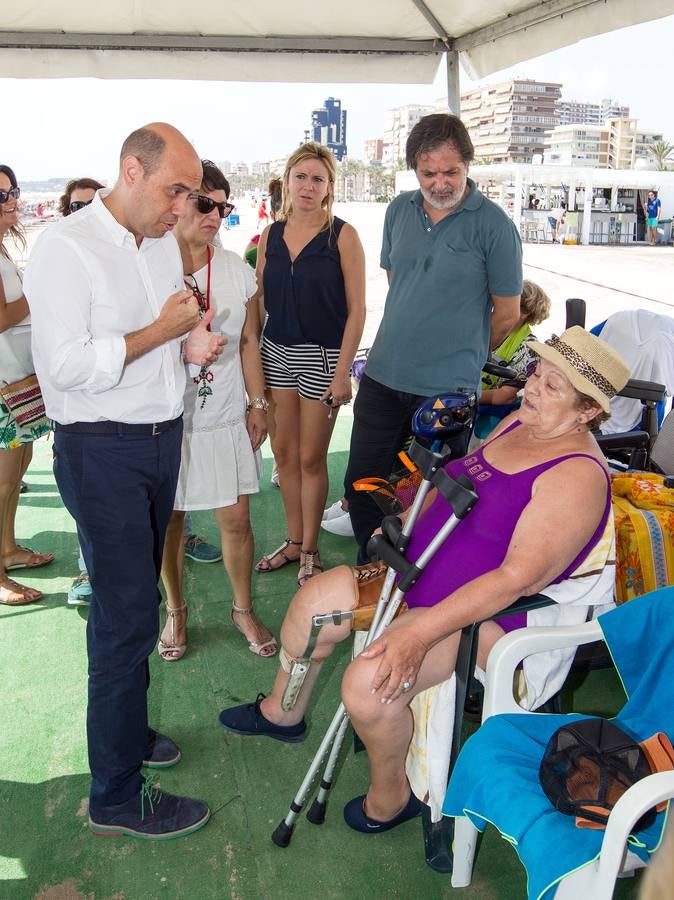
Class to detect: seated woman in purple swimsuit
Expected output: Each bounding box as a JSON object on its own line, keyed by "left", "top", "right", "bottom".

{"left": 219, "top": 327, "right": 630, "bottom": 835}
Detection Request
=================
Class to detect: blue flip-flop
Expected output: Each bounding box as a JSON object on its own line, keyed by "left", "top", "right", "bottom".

{"left": 343, "top": 791, "right": 423, "bottom": 834}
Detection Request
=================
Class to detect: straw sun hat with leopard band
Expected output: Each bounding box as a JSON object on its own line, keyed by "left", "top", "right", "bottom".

{"left": 528, "top": 326, "right": 630, "bottom": 413}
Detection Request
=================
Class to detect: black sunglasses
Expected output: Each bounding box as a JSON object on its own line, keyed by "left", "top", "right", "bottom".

{"left": 192, "top": 195, "right": 235, "bottom": 219}
{"left": 69, "top": 199, "right": 93, "bottom": 214}
{"left": 0, "top": 187, "right": 20, "bottom": 204}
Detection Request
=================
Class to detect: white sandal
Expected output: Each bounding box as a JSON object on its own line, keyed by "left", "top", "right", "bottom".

{"left": 157, "top": 604, "right": 188, "bottom": 661}
{"left": 231, "top": 603, "right": 277, "bottom": 657}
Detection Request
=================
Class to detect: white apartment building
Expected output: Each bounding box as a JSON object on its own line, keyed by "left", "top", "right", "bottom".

{"left": 606, "top": 118, "right": 662, "bottom": 169}
{"left": 545, "top": 124, "right": 609, "bottom": 166}
{"left": 557, "top": 98, "right": 629, "bottom": 126}
{"left": 460, "top": 79, "right": 561, "bottom": 164}
{"left": 382, "top": 103, "right": 435, "bottom": 168}
{"left": 545, "top": 118, "right": 662, "bottom": 169}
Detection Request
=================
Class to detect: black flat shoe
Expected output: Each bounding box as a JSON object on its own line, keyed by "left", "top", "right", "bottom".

{"left": 343, "top": 791, "right": 423, "bottom": 834}
{"left": 218, "top": 693, "right": 306, "bottom": 743}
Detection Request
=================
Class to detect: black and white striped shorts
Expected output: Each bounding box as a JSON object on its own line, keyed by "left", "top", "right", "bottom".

{"left": 261, "top": 337, "right": 341, "bottom": 401}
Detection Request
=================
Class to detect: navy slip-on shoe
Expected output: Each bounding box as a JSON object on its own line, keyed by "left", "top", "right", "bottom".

{"left": 143, "top": 729, "right": 181, "bottom": 768}
{"left": 218, "top": 693, "right": 306, "bottom": 743}
{"left": 343, "top": 791, "right": 423, "bottom": 834}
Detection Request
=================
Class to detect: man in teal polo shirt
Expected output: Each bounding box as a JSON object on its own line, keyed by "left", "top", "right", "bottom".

{"left": 344, "top": 113, "right": 523, "bottom": 562}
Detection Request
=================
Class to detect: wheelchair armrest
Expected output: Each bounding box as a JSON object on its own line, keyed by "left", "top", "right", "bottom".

{"left": 596, "top": 430, "right": 650, "bottom": 452}
{"left": 617, "top": 379, "right": 666, "bottom": 403}
{"left": 482, "top": 619, "right": 603, "bottom": 720}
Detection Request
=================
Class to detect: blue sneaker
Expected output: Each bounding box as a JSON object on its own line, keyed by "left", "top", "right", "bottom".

{"left": 88, "top": 778, "right": 210, "bottom": 840}
{"left": 183, "top": 534, "right": 222, "bottom": 564}
{"left": 67, "top": 571, "right": 92, "bottom": 606}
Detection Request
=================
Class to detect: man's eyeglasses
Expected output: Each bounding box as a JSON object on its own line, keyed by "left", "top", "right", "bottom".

{"left": 0, "top": 187, "right": 20, "bottom": 204}
{"left": 69, "top": 199, "right": 93, "bottom": 213}
{"left": 192, "top": 195, "right": 235, "bottom": 219}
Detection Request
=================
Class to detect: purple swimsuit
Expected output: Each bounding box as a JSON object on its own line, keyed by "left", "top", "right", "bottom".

{"left": 403, "top": 420, "right": 611, "bottom": 626}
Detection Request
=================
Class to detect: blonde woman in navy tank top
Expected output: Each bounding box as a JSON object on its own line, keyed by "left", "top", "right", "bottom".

{"left": 219, "top": 328, "right": 630, "bottom": 835}
{"left": 254, "top": 143, "right": 365, "bottom": 587}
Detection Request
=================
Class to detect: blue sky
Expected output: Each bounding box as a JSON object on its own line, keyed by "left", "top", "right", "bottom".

{"left": 3, "top": 14, "right": 672, "bottom": 181}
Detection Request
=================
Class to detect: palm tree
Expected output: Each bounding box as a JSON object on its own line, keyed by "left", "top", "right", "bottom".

{"left": 648, "top": 139, "right": 674, "bottom": 171}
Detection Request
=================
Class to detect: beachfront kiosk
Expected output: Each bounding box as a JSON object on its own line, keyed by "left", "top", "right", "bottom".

{"left": 396, "top": 164, "right": 674, "bottom": 246}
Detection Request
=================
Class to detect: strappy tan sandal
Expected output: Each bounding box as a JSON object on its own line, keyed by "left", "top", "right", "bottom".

{"left": 157, "top": 604, "right": 188, "bottom": 661}
{"left": 231, "top": 603, "right": 278, "bottom": 657}
{"left": 255, "top": 538, "right": 302, "bottom": 573}
{"left": 297, "top": 549, "right": 323, "bottom": 587}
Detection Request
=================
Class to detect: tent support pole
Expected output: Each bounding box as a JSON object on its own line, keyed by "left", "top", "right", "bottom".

{"left": 445, "top": 50, "right": 460, "bottom": 115}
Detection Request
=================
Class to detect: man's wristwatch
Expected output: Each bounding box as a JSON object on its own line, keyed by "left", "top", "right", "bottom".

{"left": 246, "top": 397, "right": 269, "bottom": 413}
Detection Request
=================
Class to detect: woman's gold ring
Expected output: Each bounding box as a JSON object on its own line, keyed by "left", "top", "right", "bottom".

{"left": 401, "top": 681, "right": 411, "bottom": 692}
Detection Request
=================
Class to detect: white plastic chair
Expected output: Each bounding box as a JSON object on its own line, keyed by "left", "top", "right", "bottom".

{"left": 451, "top": 620, "right": 674, "bottom": 898}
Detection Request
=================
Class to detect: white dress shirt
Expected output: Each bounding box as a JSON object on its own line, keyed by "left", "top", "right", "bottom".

{"left": 24, "top": 190, "right": 186, "bottom": 424}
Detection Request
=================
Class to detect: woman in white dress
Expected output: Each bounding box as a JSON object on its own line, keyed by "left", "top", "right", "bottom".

{"left": 0, "top": 164, "right": 53, "bottom": 605}
{"left": 158, "top": 160, "right": 275, "bottom": 660}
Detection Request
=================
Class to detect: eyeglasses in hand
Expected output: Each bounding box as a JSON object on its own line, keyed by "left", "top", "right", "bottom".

{"left": 0, "top": 187, "right": 20, "bottom": 204}
{"left": 191, "top": 195, "right": 235, "bottom": 219}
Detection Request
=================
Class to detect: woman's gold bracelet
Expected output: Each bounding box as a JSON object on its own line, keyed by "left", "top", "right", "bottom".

{"left": 246, "top": 397, "right": 269, "bottom": 413}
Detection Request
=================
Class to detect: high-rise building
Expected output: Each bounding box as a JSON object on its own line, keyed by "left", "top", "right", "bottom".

{"left": 544, "top": 117, "right": 662, "bottom": 168}
{"left": 382, "top": 104, "right": 435, "bottom": 168}
{"left": 460, "top": 79, "right": 562, "bottom": 163}
{"left": 605, "top": 118, "right": 662, "bottom": 169}
{"left": 544, "top": 124, "right": 609, "bottom": 166}
{"left": 557, "top": 98, "right": 630, "bottom": 126}
{"left": 364, "top": 138, "right": 384, "bottom": 162}
{"left": 311, "top": 97, "right": 347, "bottom": 161}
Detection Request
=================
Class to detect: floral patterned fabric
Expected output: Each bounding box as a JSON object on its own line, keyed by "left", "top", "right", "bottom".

{"left": 0, "top": 398, "right": 50, "bottom": 448}
{"left": 612, "top": 472, "right": 674, "bottom": 603}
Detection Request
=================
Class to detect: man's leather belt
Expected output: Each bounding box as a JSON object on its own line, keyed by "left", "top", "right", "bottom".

{"left": 55, "top": 416, "right": 182, "bottom": 436}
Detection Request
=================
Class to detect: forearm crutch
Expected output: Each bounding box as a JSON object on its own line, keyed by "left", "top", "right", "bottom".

{"left": 272, "top": 394, "right": 479, "bottom": 848}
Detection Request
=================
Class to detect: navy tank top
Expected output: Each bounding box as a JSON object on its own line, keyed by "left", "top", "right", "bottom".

{"left": 263, "top": 217, "right": 347, "bottom": 348}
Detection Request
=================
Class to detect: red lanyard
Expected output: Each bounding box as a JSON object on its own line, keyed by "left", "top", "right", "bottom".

{"left": 186, "top": 244, "right": 212, "bottom": 331}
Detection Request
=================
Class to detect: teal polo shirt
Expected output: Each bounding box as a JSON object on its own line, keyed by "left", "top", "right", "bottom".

{"left": 365, "top": 181, "right": 523, "bottom": 396}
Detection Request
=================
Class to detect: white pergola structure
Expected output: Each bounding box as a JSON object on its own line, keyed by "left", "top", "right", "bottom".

{"left": 2, "top": 1, "right": 674, "bottom": 109}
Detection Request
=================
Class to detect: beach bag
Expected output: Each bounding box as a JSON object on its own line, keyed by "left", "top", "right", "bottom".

{"left": 611, "top": 473, "right": 674, "bottom": 603}
{"left": 539, "top": 717, "right": 674, "bottom": 832}
{"left": 0, "top": 373, "right": 49, "bottom": 430}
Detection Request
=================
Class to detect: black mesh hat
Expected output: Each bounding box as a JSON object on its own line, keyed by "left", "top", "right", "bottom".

{"left": 539, "top": 718, "right": 657, "bottom": 831}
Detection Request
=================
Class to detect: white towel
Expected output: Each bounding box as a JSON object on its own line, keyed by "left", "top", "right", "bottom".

{"left": 599, "top": 310, "right": 674, "bottom": 434}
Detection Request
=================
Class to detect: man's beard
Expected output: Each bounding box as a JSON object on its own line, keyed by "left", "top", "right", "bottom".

{"left": 421, "top": 176, "right": 467, "bottom": 211}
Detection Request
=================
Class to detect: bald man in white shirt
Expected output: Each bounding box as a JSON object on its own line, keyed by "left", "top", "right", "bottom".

{"left": 25, "top": 123, "right": 223, "bottom": 841}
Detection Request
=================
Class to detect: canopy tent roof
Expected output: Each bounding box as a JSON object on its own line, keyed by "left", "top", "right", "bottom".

{"left": 1, "top": 0, "right": 674, "bottom": 84}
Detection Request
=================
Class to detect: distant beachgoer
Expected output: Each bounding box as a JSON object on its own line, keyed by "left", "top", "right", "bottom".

{"left": 245, "top": 179, "right": 282, "bottom": 270}
{"left": 255, "top": 142, "right": 366, "bottom": 586}
{"left": 0, "top": 164, "right": 54, "bottom": 606}
{"left": 257, "top": 197, "right": 268, "bottom": 231}
{"left": 646, "top": 190, "right": 661, "bottom": 246}
{"left": 548, "top": 201, "right": 566, "bottom": 243}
